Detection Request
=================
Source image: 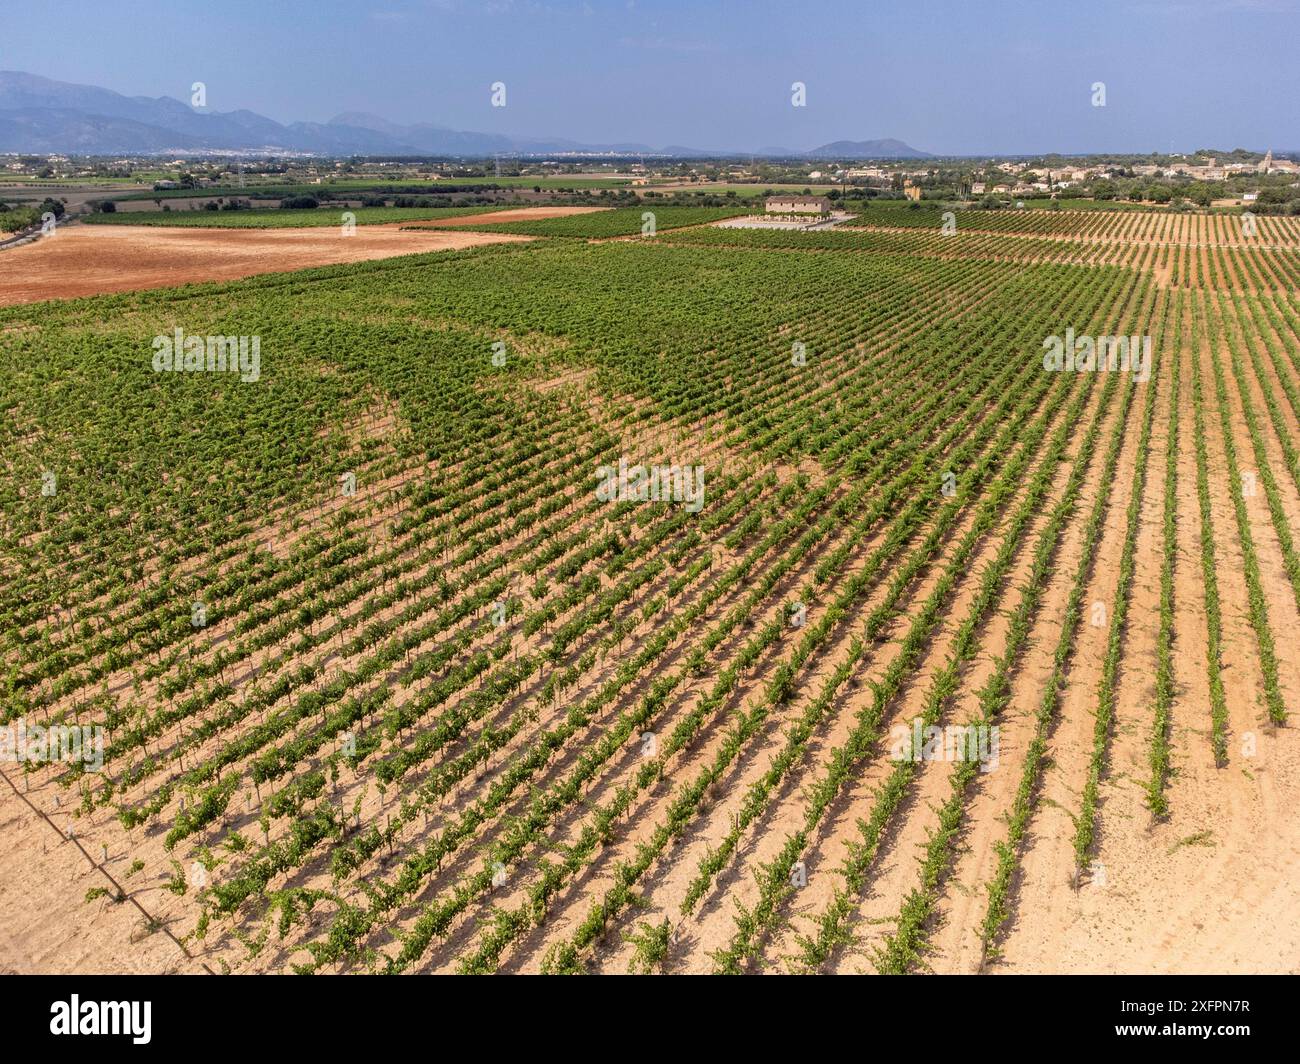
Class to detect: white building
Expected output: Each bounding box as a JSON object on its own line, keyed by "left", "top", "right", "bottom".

{"left": 765, "top": 195, "right": 832, "bottom": 215}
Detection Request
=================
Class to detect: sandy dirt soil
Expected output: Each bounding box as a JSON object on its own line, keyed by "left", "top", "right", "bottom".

{"left": 0, "top": 770, "right": 209, "bottom": 974}
{"left": 0, "top": 223, "right": 534, "bottom": 306}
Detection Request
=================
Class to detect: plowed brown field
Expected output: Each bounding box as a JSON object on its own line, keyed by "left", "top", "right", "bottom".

{"left": 0, "top": 223, "right": 533, "bottom": 305}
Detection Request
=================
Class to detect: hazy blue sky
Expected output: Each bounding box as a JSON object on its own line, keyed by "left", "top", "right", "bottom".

{"left": 6, "top": 0, "right": 1297, "bottom": 154}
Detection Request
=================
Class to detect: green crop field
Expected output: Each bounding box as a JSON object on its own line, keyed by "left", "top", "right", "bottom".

{"left": 434, "top": 175, "right": 631, "bottom": 189}
{"left": 654, "top": 182, "right": 841, "bottom": 199}
{"left": 5, "top": 201, "right": 1300, "bottom": 980}
{"left": 83, "top": 205, "right": 515, "bottom": 228}
{"left": 112, "top": 176, "right": 631, "bottom": 202}
{"left": 407, "top": 205, "right": 748, "bottom": 237}
{"left": 836, "top": 203, "right": 1156, "bottom": 234}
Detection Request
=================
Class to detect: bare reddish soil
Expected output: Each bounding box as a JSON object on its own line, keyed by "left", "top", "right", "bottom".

{"left": 0, "top": 224, "right": 533, "bottom": 306}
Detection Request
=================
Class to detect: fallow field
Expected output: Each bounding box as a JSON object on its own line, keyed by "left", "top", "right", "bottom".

{"left": 1, "top": 204, "right": 1298, "bottom": 974}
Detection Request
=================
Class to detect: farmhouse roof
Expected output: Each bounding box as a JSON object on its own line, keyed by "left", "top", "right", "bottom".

{"left": 766, "top": 195, "right": 831, "bottom": 207}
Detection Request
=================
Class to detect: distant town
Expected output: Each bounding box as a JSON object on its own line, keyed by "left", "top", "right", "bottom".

{"left": 4, "top": 147, "right": 1298, "bottom": 240}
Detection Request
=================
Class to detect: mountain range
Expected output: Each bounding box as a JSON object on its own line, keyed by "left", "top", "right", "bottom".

{"left": 0, "top": 71, "right": 932, "bottom": 159}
